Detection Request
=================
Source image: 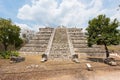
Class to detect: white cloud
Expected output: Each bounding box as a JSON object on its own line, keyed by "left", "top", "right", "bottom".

{"left": 17, "top": 0, "right": 120, "bottom": 29}
{"left": 15, "top": 23, "right": 32, "bottom": 30}
{"left": 111, "top": 11, "right": 120, "bottom": 21}
{"left": 33, "top": 24, "right": 46, "bottom": 31}
{"left": 15, "top": 23, "right": 45, "bottom": 32}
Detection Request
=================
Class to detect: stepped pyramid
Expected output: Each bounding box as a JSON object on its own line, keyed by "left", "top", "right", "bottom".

{"left": 20, "top": 27, "right": 54, "bottom": 54}
{"left": 68, "top": 28, "right": 105, "bottom": 57}
{"left": 19, "top": 27, "right": 106, "bottom": 60}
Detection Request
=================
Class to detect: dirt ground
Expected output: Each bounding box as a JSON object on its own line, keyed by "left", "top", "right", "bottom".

{"left": 0, "top": 55, "right": 120, "bottom": 80}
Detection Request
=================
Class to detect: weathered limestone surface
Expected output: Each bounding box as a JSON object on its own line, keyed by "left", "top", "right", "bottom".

{"left": 49, "top": 27, "right": 71, "bottom": 59}
{"left": 19, "top": 27, "right": 54, "bottom": 54}
{"left": 19, "top": 27, "right": 106, "bottom": 58}
{"left": 68, "top": 28, "right": 106, "bottom": 57}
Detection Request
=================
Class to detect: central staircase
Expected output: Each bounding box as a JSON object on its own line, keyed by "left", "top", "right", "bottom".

{"left": 49, "top": 27, "right": 71, "bottom": 60}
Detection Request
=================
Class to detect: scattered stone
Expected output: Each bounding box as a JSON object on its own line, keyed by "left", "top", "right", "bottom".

{"left": 86, "top": 63, "right": 93, "bottom": 71}
{"left": 110, "top": 53, "right": 120, "bottom": 58}
{"left": 72, "top": 58, "right": 80, "bottom": 63}
{"left": 72, "top": 54, "right": 78, "bottom": 59}
{"left": 41, "top": 54, "right": 47, "bottom": 62}
{"left": 10, "top": 56, "right": 25, "bottom": 63}
{"left": 72, "top": 54, "right": 79, "bottom": 63}
{"left": 41, "top": 58, "right": 47, "bottom": 62}
{"left": 109, "top": 61, "right": 117, "bottom": 66}
{"left": 26, "top": 64, "right": 39, "bottom": 69}
{"left": 104, "top": 58, "right": 117, "bottom": 66}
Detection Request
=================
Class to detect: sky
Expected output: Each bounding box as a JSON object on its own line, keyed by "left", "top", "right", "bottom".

{"left": 0, "top": 0, "right": 120, "bottom": 31}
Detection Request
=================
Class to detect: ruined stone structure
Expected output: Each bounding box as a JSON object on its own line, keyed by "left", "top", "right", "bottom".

{"left": 20, "top": 27, "right": 54, "bottom": 54}
{"left": 19, "top": 27, "right": 105, "bottom": 61}
{"left": 68, "top": 28, "right": 105, "bottom": 57}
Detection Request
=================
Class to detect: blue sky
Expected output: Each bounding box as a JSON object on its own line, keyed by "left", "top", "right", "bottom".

{"left": 0, "top": 0, "right": 120, "bottom": 31}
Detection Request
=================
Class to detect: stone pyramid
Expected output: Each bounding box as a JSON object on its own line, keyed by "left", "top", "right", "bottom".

{"left": 19, "top": 27, "right": 106, "bottom": 60}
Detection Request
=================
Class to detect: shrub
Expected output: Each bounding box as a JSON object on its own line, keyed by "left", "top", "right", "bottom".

{"left": 0, "top": 51, "right": 10, "bottom": 59}
{"left": 0, "top": 51, "right": 19, "bottom": 59}
{"left": 11, "top": 51, "right": 19, "bottom": 57}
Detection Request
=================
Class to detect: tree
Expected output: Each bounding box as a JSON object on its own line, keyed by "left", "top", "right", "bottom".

{"left": 0, "top": 18, "right": 23, "bottom": 51}
{"left": 86, "top": 14, "right": 120, "bottom": 58}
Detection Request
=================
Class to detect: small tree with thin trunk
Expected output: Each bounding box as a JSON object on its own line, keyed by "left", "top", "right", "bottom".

{"left": 0, "top": 18, "right": 23, "bottom": 51}
{"left": 86, "top": 14, "right": 120, "bottom": 59}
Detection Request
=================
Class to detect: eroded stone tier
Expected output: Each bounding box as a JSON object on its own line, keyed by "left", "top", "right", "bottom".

{"left": 19, "top": 27, "right": 54, "bottom": 54}
{"left": 68, "top": 28, "right": 106, "bottom": 57}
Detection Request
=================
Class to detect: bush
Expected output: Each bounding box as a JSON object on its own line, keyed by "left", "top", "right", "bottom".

{"left": 0, "top": 51, "right": 10, "bottom": 59}
{"left": 11, "top": 51, "right": 19, "bottom": 57}
{"left": 0, "top": 51, "right": 19, "bottom": 59}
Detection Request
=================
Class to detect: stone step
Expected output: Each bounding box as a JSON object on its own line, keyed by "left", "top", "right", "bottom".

{"left": 50, "top": 49, "right": 70, "bottom": 53}
{"left": 73, "top": 44, "right": 88, "bottom": 48}
{"left": 70, "top": 37, "right": 87, "bottom": 40}
{"left": 37, "top": 32, "right": 53, "bottom": 34}
{"left": 39, "top": 28, "right": 54, "bottom": 32}
{"left": 72, "top": 39, "right": 87, "bottom": 42}
{"left": 36, "top": 36, "right": 51, "bottom": 39}
{"left": 68, "top": 28, "right": 82, "bottom": 32}
{"left": 28, "top": 41, "right": 48, "bottom": 44}
{"left": 70, "top": 35, "right": 86, "bottom": 37}
{"left": 29, "top": 40, "right": 49, "bottom": 43}
{"left": 72, "top": 41, "right": 87, "bottom": 44}
{"left": 19, "top": 52, "right": 43, "bottom": 55}
{"left": 69, "top": 32, "right": 84, "bottom": 35}
{"left": 91, "top": 45, "right": 103, "bottom": 48}
{"left": 86, "top": 53, "right": 106, "bottom": 57}
{"left": 74, "top": 47, "right": 105, "bottom": 51}
{"left": 49, "top": 54, "right": 70, "bottom": 59}
{"left": 73, "top": 44, "right": 103, "bottom": 48}
{"left": 20, "top": 47, "right": 46, "bottom": 52}
{"left": 25, "top": 44, "right": 47, "bottom": 47}
{"left": 36, "top": 34, "right": 51, "bottom": 37}
{"left": 51, "top": 45, "right": 69, "bottom": 49}
{"left": 32, "top": 37, "right": 50, "bottom": 40}
{"left": 74, "top": 48, "right": 105, "bottom": 53}
{"left": 28, "top": 42, "right": 48, "bottom": 45}
{"left": 51, "top": 47, "right": 69, "bottom": 50}
{"left": 76, "top": 52, "right": 106, "bottom": 57}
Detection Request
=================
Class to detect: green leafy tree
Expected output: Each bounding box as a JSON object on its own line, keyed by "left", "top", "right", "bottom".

{"left": 0, "top": 18, "right": 23, "bottom": 51}
{"left": 86, "top": 14, "right": 120, "bottom": 58}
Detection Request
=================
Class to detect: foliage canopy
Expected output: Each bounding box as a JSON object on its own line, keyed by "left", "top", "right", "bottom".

{"left": 86, "top": 14, "right": 120, "bottom": 58}
{"left": 0, "top": 18, "right": 23, "bottom": 51}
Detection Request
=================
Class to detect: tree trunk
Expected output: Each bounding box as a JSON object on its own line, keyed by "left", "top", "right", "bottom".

{"left": 104, "top": 43, "right": 109, "bottom": 58}
{"left": 3, "top": 42, "right": 8, "bottom": 51}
